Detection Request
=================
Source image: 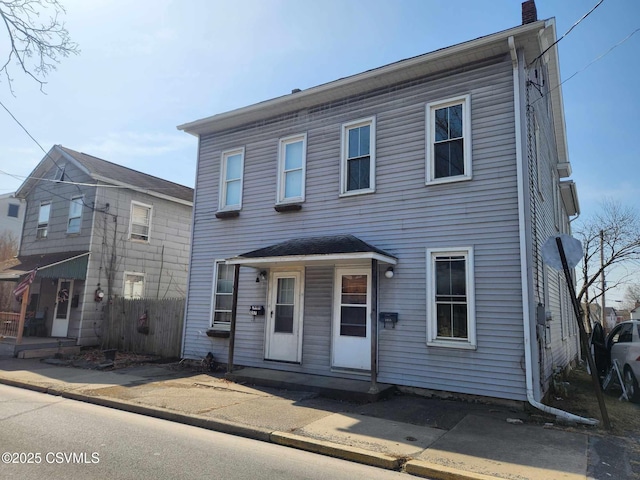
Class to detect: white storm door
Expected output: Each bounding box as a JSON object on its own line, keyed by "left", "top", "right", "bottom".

{"left": 265, "top": 270, "right": 303, "bottom": 363}
{"left": 51, "top": 279, "right": 73, "bottom": 337}
{"left": 332, "top": 267, "right": 371, "bottom": 370}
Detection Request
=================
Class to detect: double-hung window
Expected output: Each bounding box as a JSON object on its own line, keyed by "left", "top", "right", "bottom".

{"left": 277, "top": 134, "right": 306, "bottom": 204}
{"left": 67, "top": 196, "right": 83, "bottom": 234}
{"left": 123, "top": 272, "right": 145, "bottom": 299}
{"left": 219, "top": 148, "right": 244, "bottom": 211}
{"left": 341, "top": 117, "right": 375, "bottom": 195}
{"left": 37, "top": 202, "right": 51, "bottom": 239}
{"left": 211, "top": 261, "right": 235, "bottom": 330}
{"left": 426, "top": 95, "right": 471, "bottom": 184}
{"left": 130, "top": 201, "right": 152, "bottom": 242}
{"left": 426, "top": 247, "right": 476, "bottom": 349}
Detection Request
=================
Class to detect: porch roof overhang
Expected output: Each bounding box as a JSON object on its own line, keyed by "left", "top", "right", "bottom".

{"left": 226, "top": 235, "right": 397, "bottom": 268}
{"left": 0, "top": 251, "right": 90, "bottom": 281}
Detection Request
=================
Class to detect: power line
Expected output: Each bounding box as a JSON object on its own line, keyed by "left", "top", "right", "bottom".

{"left": 530, "top": 26, "right": 640, "bottom": 106}
{"left": 528, "top": 0, "right": 604, "bottom": 68}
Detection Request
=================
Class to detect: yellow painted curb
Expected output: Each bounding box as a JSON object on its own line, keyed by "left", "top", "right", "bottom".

{"left": 271, "top": 431, "right": 401, "bottom": 470}
{"left": 405, "top": 459, "right": 500, "bottom": 480}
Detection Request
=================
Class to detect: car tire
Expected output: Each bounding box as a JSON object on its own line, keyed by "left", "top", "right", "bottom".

{"left": 624, "top": 366, "right": 640, "bottom": 403}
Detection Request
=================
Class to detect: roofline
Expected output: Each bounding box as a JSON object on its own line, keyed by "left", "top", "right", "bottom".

{"left": 93, "top": 175, "right": 193, "bottom": 206}
{"left": 227, "top": 251, "right": 397, "bottom": 267}
{"left": 178, "top": 19, "right": 551, "bottom": 136}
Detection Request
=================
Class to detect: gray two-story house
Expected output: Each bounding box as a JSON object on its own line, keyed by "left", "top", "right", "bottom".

{"left": 178, "top": 5, "right": 581, "bottom": 405}
{"left": 0, "top": 145, "right": 193, "bottom": 351}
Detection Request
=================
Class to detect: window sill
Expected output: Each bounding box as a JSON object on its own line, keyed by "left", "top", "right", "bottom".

{"left": 274, "top": 203, "right": 302, "bottom": 213}
{"left": 425, "top": 175, "right": 472, "bottom": 187}
{"left": 427, "top": 339, "right": 476, "bottom": 350}
{"left": 206, "top": 329, "right": 230, "bottom": 338}
{"left": 339, "top": 188, "right": 375, "bottom": 198}
{"left": 215, "top": 210, "right": 240, "bottom": 219}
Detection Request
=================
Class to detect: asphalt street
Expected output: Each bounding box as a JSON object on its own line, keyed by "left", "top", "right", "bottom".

{"left": 0, "top": 384, "right": 409, "bottom": 480}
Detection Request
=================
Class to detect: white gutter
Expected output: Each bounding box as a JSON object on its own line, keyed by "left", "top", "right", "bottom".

{"left": 510, "top": 36, "right": 597, "bottom": 426}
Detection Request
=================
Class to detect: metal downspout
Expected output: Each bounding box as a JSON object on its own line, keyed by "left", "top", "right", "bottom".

{"left": 509, "top": 36, "right": 597, "bottom": 425}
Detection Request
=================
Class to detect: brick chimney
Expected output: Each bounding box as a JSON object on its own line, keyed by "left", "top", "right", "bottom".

{"left": 522, "top": 0, "right": 538, "bottom": 25}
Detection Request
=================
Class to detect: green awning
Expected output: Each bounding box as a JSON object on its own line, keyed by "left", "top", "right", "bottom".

{"left": 0, "top": 251, "right": 89, "bottom": 281}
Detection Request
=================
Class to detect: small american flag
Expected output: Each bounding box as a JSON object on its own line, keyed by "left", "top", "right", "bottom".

{"left": 13, "top": 269, "right": 37, "bottom": 302}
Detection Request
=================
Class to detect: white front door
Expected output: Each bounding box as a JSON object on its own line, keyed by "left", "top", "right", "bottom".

{"left": 265, "top": 270, "right": 304, "bottom": 363}
{"left": 332, "top": 267, "right": 371, "bottom": 371}
{"left": 51, "top": 279, "right": 73, "bottom": 337}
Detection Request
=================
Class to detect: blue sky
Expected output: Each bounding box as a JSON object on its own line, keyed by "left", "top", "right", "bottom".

{"left": 0, "top": 0, "right": 638, "bottom": 301}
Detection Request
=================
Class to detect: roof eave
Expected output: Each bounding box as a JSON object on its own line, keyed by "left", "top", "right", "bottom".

{"left": 227, "top": 252, "right": 397, "bottom": 267}
{"left": 92, "top": 175, "right": 193, "bottom": 206}
{"left": 177, "top": 20, "right": 549, "bottom": 135}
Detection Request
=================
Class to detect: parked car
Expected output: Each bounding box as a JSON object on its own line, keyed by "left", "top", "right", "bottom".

{"left": 593, "top": 320, "right": 640, "bottom": 403}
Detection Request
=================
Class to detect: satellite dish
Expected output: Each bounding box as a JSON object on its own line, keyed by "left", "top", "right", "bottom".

{"left": 541, "top": 234, "right": 583, "bottom": 270}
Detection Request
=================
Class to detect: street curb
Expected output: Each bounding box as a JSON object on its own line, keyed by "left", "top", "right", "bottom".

{"left": 271, "top": 431, "right": 401, "bottom": 470}
{"left": 0, "top": 377, "right": 272, "bottom": 442}
{"left": 405, "top": 459, "right": 500, "bottom": 480}
{"left": 0, "top": 377, "right": 502, "bottom": 479}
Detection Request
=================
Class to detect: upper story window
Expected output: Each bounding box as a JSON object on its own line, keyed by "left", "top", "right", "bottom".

{"left": 130, "top": 201, "right": 152, "bottom": 242}
{"left": 277, "top": 134, "right": 306, "bottom": 204}
{"left": 341, "top": 117, "right": 375, "bottom": 196}
{"left": 219, "top": 148, "right": 245, "bottom": 211}
{"left": 426, "top": 95, "right": 472, "bottom": 185}
{"left": 67, "top": 196, "right": 83, "bottom": 234}
{"left": 123, "top": 272, "right": 144, "bottom": 299}
{"left": 211, "top": 261, "right": 235, "bottom": 330}
{"left": 7, "top": 203, "right": 19, "bottom": 218}
{"left": 426, "top": 246, "right": 476, "bottom": 349}
{"left": 36, "top": 202, "right": 51, "bottom": 239}
{"left": 54, "top": 164, "right": 66, "bottom": 182}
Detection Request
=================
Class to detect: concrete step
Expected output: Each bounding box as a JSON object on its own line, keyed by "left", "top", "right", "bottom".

{"left": 17, "top": 346, "right": 81, "bottom": 359}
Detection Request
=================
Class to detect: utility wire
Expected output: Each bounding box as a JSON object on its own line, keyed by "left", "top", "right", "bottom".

{"left": 531, "top": 26, "right": 640, "bottom": 106}
{"left": 528, "top": 0, "right": 604, "bottom": 67}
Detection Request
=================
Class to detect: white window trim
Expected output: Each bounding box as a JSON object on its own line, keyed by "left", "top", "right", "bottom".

{"left": 276, "top": 133, "right": 307, "bottom": 205}
{"left": 552, "top": 173, "right": 561, "bottom": 231}
{"left": 425, "top": 94, "right": 472, "bottom": 185}
{"left": 340, "top": 117, "right": 376, "bottom": 196}
{"left": 37, "top": 201, "right": 51, "bottom": 239}
{"left": 210, "top": 260, "right": 234, "bottom": 330}
{"left": 218, "top": 147, "right": 245, "bottom": 211}
{"left": 123, "top": 271, "right": 145, "bottom": 299}
{"left": 67, "top": 195, "right": 84, "bottom": 234}
{"left": 129, "top": 201, "right": 153, "bottom": 243}
{"left": 426, "top": 246, "right": 476, "bottom": 349}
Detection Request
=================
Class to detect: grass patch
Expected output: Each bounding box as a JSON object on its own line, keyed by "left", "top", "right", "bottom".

{"left": 548, "top": 365, "right": 640, "bottom": 437}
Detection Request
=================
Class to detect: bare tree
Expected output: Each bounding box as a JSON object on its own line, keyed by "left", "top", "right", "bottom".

{"left": 574, "top": 199, "right": 640, "bottom": 322}
{"left": 624, "top": 283, "right": 640, "bottom": 310}
{"left": 0, "top": 232, "right": 19, "bottom": 311}
{"left": 0, "top": 0, "right": 79, "bottom": 93}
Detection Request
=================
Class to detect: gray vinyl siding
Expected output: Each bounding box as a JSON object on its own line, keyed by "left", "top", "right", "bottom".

{"left": 525, "top": 63, "right": 580, "bottom": 392}
{"left": 16, "top": 151, "right": 192, "bottom": 346}
{"left": 20, "top": 161, "right": 95, "bottom": 256}
{"left": 79, "top": 184, "right": 192, "bottom": 345}
{"left": 184, "top": 54, "right": 529, "bottom": 400}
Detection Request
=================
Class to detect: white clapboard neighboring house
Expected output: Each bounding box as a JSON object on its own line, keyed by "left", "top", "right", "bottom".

{"left": 178, "top": 2, "right": 581, "bottom": 404}
{"left": 0, "top": 145, "right": 193, "bottom": 355}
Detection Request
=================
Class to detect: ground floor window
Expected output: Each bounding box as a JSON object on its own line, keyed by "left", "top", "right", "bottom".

{"left": 426, "top": 247, "right": 476, "bottom": 349}
{"left": 211, "top": 261, "right": 234, "bottom": 330}
{"left": 123, "top": 272, "right": 144, "bottom": 299}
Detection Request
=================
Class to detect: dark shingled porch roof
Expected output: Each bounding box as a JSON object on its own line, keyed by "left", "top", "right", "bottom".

{"left": 237, "top": 235, "right": 396, "bottom": 260}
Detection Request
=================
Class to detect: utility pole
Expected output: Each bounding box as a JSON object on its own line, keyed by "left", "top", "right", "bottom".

{"left": 600, "top": 230, "right": 605, "bottom": 328}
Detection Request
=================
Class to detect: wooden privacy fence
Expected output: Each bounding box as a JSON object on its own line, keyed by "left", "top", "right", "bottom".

{"left": 102, "top": 298, "right": 185, "bottom": 358}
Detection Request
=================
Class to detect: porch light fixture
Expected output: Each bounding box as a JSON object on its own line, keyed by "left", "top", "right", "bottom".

{"left": 385, "top": 267, "right": 394, "bottom": 279}
{"left": 256, "top": 270, "right": 267, "bottom": 282}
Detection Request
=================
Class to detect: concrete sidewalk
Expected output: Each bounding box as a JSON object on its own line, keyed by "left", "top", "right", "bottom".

{"left": 0, "top": 358, "right": 629, "bottom": 479}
